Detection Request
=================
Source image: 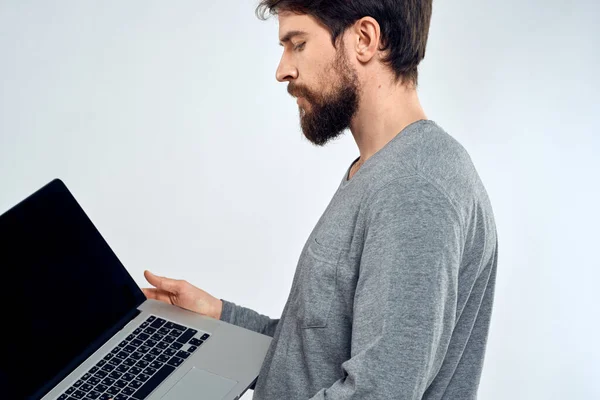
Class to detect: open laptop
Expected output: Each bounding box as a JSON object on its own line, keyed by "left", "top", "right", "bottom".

{"left": 0, "top": 178, "right": 272, "bottom": 400}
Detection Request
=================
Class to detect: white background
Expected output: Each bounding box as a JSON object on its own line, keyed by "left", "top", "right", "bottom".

{"left": 1, "top": 1, "right": 598, "bottom": 398}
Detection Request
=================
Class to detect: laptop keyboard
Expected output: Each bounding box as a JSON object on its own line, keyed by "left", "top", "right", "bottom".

{"left": 56, "top": 315, "right": 211, "bottom": 400}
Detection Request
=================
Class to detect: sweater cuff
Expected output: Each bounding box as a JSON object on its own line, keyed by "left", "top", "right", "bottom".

{"left": 219, "top": 299, "right": 236, "bottom": 324}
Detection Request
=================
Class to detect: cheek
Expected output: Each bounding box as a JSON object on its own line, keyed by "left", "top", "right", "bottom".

{"left": 298, "top": 55, "right": 338, "bottom": 98}
{"left": 302, "top": 55, "right": 331, "bottom": 85}
{"left": 320, "top": 73, "right": 342, "bottom": 98}
{"left": 307, "top": 71, "right": 336, "bottom": 98}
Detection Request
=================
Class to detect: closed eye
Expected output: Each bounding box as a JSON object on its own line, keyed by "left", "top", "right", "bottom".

{"left": 294, "top": 42, "right": 306, "bottom": 51}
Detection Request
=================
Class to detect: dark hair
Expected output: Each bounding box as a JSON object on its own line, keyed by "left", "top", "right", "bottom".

{"left": 256, "top": 0, "right": 433, "bottom": 87}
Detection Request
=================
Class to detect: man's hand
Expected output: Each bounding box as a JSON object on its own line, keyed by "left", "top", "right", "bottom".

{"left": 142, "top": 270, "right": 223, "bottom": 320}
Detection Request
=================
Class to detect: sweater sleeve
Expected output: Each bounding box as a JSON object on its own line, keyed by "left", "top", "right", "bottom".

{"left": 310, "top": 176, "right": 463, "bottom": 399}
{"left": 219, "top": 299, "right": 280, "bottom": 337}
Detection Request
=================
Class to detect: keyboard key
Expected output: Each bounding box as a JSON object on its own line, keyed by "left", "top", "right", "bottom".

{"left": 80, "top": 383, "right": 93, "bottom": 392}
{"left": 109, "top": 371, "right": 123, "bottom": 380}
{"left": 158, "top": 327, "right": 170, "bottom": 335}
{"left": 167, "top": 329, "right": 182, "bottom": 339}
{"left": 187, "top": 346, "right": 197, "bottom": 353}
{"left": 143, "top": 327, "right": 156, "bottom": 335}
{"left": 99, "top": 394, "right": 112, "bottom": 400}
{"left": 145, "top": 339, "right": 157, "bottom": 347}
{"left": 115, "top": 394, "right": 130, "bottom": 400}
{"left": 111, "top": 346, "right": 122, "bottom": 355}
{"left": 103, "top": 354, "right": 113, "bottom": 361}
{"left": 135, "top": 373, "right": 150, "bottom": 383}
{"left": 95, "top": 384, "right": 108, "bottom": 393}
{"left": 130, "top": 351, "right": 143, "bottom": 360}
{"left": 162, "top": 335, "right": 176, "bottom": 344}
{"left": 58, "top": 394, "right": 68, "bottom": 400}
{"left": 90, "top": 367, "right": 99, "bottom": 374}
{"left": 133, "top": 328, "right": 142, "bottom": 335}
{"left": 106, "top": 386, "right": 121, "bottom": 396}
{"left": 135, "top": 360, "right": 149, "bottom": 369}
{"left": 155, "top": 341, "right": 169, "bottom": 350}
{"left": 137, "top": 333, "right": 149, "bottom": 341}
{"left": 101, "top": 377, "right": 115, "bottom": 386}
{"left": 66, "top": 387, "right": 75, "bottom": 394}
{"left": 121, "top": 386, "right": 136, "bottom": 396}
{"left": 176, "top": 350, "right": 190, "bottom": 359}
{"left": 176, "top": 328, "right": 197, "bottom": 344}
{"left": 169, "top": 342, "right": 182, "bottom": 350}
{"left": 73, "top": 380, "right": 84, "bottom": 387}
{"left": 139, "top": 345, "right": 151, "bottom": 354}
{"left": 126, "top": 334, "right": 136, "bottom": 341}
{"left": 116, "top": 364, "right": 129, "bottom": 373}
{"left": 129, "top": 366, "right": 142, "bottom": 375}
{"left": 132, "top": 365, "right": 175, "bottom": 399}
{"left": 82, "top": 373, "right": 92, "bottom": 381}
{"left": 116, "top": 351, "right": 130, "bottom": 360}
{"left": 142, "top": 354, "right": 156, "bottom": 362}
{"left": 72, "top": 390, "right": 85, "bottom": 399}
{"left": 87, "top": 376, "right": 101, "bottom": 385}
{"left": 163, "top": 348, "right": 176, "bottom": 356}
{"left": 149, "top": 348, "right": 162, "bottom": 356}
{"left": 149, "top": 361, "right": 164, "bottom": 369}
{"left": 123, "top": 372, "right": 136, "bottom": 382}
{"left": 151, "top": 333, "right": 164, "bottom": 341}
{"left": 108, "top": 357, "right": 123, "bottom": 366}
{"left": 140, "top": 322, "right": 149, "bottom": 329}
{"left": 189, "top": 338, "right": 202, "bottom": 346}
{"left": 146, "top": 316, "right": 156, "bottom": 322}
{"left": 157, "top": 354, "right": 170, "bottom": 363}
{"left": 142, "top": 367, "right": 157, "bottom": 376}
{"left": 85, "top": 390, "right": 101, "bottom": 399}
{"left": 129, "top": 379, "right": 143, "bottom": 389}
{"left": 102, "top": 364, "right": 115, "bottom": 372}
{"left": 124, "top": 345, "right": 137, "bottom": 353}
{"left": 131, "top": 339, "right": 143, "bottom": 347}
{"left": 115, "top": 379, "right": 128, "bottom": 388}
{"left": 94, "top": 370, "right": 108, "bottom": 379}
{"left": 123, "top": 358, "right": 137, "bottom": 367}
{"left": 119, "top": 340, "right": 129, "bottom": 347}
{"left": 150, "top": 318, "right": 166, "bottom": 329}
{"left": 200, "top": 333, "right": 210, "bottom": 341}
{"left": 166, "top": 356, "right": 183, "bottom": 367}
{"left": 165, "top": 322, "right": 185, "bottom": 331}
{"left": 96, "top": 360, "right": 106, "bottom": 367}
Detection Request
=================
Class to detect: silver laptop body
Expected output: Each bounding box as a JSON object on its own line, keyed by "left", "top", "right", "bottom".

{"left": 42, "top": 300, "right": 272, "bottom": 400}
{"left": 0, "top": 179, "right": 271, "bottom": 400}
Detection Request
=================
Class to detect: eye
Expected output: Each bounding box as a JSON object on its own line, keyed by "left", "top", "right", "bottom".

{"left": 294, "top": 42, "right": 306, "bottom": 51}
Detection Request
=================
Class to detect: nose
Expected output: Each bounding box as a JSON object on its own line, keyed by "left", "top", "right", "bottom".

{"left": 276, "top": 54, "right": 298, "bottom": 82}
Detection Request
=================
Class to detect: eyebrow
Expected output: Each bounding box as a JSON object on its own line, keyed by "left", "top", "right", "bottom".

{"left": 279, "top": 30, "right": 308, "bottom": 46}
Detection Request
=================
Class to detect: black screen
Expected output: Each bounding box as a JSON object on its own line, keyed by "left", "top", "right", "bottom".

{"left": 0, "top": 179, "right": 145, "bottom": 399}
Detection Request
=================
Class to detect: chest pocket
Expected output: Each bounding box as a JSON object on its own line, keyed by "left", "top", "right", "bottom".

{"left": 297, "top": 238, "right": 343, "bottom": 329}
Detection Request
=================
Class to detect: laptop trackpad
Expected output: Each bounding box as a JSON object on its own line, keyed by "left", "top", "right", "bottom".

{"left": 161, "top": 367, "right": 238, "bottom": 400}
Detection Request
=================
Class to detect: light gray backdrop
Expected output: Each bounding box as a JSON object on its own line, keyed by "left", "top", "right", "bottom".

{"left": 1, "top": 1, "right": 598, "bottom": 399}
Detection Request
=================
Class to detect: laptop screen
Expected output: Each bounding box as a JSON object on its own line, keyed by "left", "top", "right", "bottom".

{"left": 0, "top": 179, "right": 146, "bottom": 399}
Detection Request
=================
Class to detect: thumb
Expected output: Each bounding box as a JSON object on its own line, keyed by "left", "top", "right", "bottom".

{"left": 144, "top": 270, "right": 178, "bottom": 293}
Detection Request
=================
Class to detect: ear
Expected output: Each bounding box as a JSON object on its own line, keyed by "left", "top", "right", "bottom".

{"left": 350, "top": 17, "right": 381, "bottom": 63}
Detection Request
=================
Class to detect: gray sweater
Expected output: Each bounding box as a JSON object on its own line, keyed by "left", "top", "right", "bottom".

{"left": 220, "top": 120, "right": 498, "bottom": 399}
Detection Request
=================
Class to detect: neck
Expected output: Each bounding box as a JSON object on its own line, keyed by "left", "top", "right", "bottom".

{"left": 349, "top": 76, "right": 427, "bottom": 164}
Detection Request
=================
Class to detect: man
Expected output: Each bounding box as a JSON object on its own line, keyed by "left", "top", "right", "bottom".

{"left": 143, "top": 1, "right": 498, "bottom": 399}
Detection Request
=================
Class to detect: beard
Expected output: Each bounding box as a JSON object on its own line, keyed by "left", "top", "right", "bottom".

{"left": 288, "top": 49, "right": 361, "bottom": 146}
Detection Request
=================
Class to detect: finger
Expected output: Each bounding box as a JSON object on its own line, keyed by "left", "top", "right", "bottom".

{"left": 141, "top": 288, "right": 174, "bottom": 304}
{"left": 144, "top": 270, "right": 179, "bottom": 293}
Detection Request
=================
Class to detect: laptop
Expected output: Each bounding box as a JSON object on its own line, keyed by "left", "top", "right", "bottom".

{"left": 0, "top": 178, "right": 272, "bottom": 400}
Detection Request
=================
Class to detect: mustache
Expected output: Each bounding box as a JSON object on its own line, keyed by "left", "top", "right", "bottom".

{"left": 287, "top": 84, "right": 310, "bottom": 99}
